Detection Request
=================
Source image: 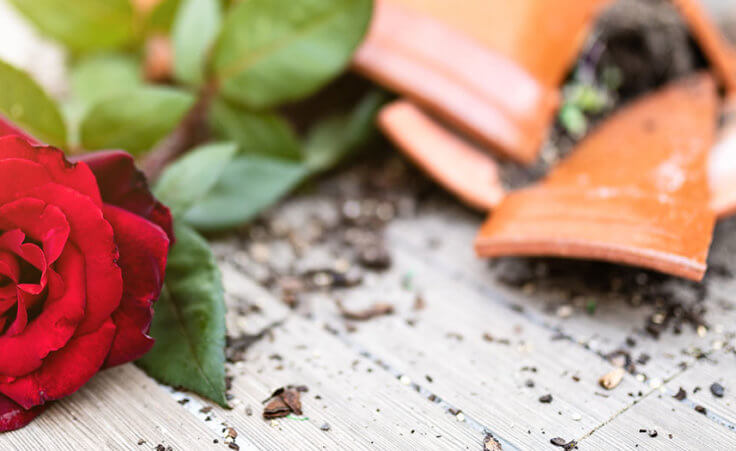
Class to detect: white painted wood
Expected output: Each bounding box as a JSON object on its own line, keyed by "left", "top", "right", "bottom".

{"left": 3, "top": 0, "right": 736, "bottom": 449}
{"left": 581, "top": 350, "right": 736, "bottom": 449}
{"left": 2, "top": 365, "right": 221, "bottom": 450}
{"left": 213, "top": 265, "right": 485, "bottom": 450}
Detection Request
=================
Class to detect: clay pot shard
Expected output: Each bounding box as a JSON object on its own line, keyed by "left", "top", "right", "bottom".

{"left": 354, "top": 0, "right": 612, "bottom": 164}
{"left": 671, "top": 0, "right": 736, "bottom": 92}
{"left": 710, "top": 96, "right": 736, "bottom": 218}
{"left": 673, "top": 0, "right": 736, "bottom": 218}
{"left": 475, "top": 75, "right": 718, "bottom": 281}
{"left": 378, "top": 101, "right": 505, "bottom": 211}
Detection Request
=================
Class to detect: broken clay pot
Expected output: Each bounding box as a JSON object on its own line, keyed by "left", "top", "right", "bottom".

{"left": 378, "top": 101, "right": 505, "bottom": 211}
{"left": 710, "top": 96, "right": 736, "bottom": 218}
{"left": 354, "top": 0, "right": 612, "bottom": 164}
{"left": 672, "top": 0, "right": 736, "bottom": 92}
{"left": 475, "top": 75, "right": 718, "bottom": 281}
{"left": 674, "top": 0, "right": 736, "bottom": 218}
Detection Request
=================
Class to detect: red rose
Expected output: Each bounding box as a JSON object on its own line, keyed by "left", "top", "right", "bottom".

{"left": 0, "top": 122, "right": 173, "bottom": 432}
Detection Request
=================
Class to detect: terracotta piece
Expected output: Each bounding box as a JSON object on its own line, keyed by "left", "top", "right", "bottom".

{"left": 710, "top": 96, "right": 736, "bottom": 218}
{"left": 672, "top": 0, "right": 736, "bottom": 218}
{"left": 378, "top": 101, "right": 504, "bottom": 210}
{"left": 354, "top": 0, "right": 612, "bottom": 164}
{"left": 671, "top": 0, "right": 736, "bottom": 92}
{"left": 475, "top": 75, "right": 718, "bottom": 281}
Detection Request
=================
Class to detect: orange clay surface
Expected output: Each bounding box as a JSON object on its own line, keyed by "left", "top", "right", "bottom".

{"left": 710, "top": 96, "right": 736, "bottom": 218}
{"left": 475, "top": 75, "right": 718, "bottom": 281}
{"left": 672, "top": 0, "right": 736, "bottom": 92}
{"left": 378, "top": 101, "right": 505, "bottom": 211}
{"left": 672, "top": 0, "right": 736, "bottom": 218}
{"left": 354, "top": 0, "right": 611, "bottom": 164}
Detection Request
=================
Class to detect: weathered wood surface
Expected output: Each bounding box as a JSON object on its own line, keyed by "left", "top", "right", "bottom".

{"left": 2, "top": 1, "right": 736, "bottom": 449}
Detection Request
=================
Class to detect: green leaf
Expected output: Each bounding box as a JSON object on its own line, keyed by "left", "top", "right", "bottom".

{"left": 145, "top": 0, "right": 183, "bottom": 32}
{"left": 558, "top": 103, "right": 588, "bottom": 138}
{"left": 184, "top": 155, "right": 307, "bottom": 231}
{"left": 8, "top": 0, "right": 134, "bottom": 53}
{"left": 137, "top": 223, "right": 228, "bottom": 407}
{"left": 212, "top": 0, "right": 373, "bottom": 109}
{"left": 0, "top": 59, "right": 67, "bottom": 147}
{"left": 209, "top": 98, "right": 300, "bottom": 160}
{"left": 66, "top": 55, "right": 143, "bottom": 144}
{"left": 154, "top": 141, "right": 237, "bottom": 216}
{"left": 70, "top": 54, "right": 142, "bottom": 113}
{"left": 304, "top": 91, "right": 384, "bottom": 173}
{"left": 172, "top": 0, "right": 222, "bottom": 85}
{"left": 79, "top": 86, "right": 195, "bottom": 154}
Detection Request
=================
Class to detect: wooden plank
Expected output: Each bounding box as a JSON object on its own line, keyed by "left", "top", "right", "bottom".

{"left": 663, "top": 350, "right": 736, "bottom": 429}
{"left": 299, "top": 245, "right": 650, "bottom": 449}
{"left": 213, "top": 188, "right": 736, "bottom": 449}
{"left": 207, "top": 265, "right": 487, "bottom": 450}
{"left": 2, "top": 365, "right": 221, "bottom": 451}
{"left": 387, "top": 204, "right": 736, "bottom": 381}
{"left": 580, "top": 351, "right": 736, "bottom": 449}
{"left": 208, "top": 201, "right": 650, "bottom": 449}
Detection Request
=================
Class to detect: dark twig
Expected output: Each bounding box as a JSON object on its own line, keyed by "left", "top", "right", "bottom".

{"left": 141, "top": 82, "right": 217, "bottom": 181}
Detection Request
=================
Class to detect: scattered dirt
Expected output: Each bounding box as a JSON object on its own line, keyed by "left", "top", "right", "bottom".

{"left": 483, "top": 433, "right": 503, "bottom": 451}
{"left": 226, "top": 321, "right": 283, "bottom": 362}
{"left": 596, "top": 0, "right": 700, "bottom": 98}
{"left": 673, "top": 387, "right": 688, "bottom": 400}
{"left": 262, "top": 386, "right": 306, "bottom": 419}
{"left": 338, "top": 300, "right": 394, "bottom": 321}
{"left": 491, "top": 255, "right": 712, "bottom": 338}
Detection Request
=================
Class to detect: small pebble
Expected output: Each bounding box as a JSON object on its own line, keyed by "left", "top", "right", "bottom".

{"left": 599, "top": 368, "right": 625, "bottom": 390}
{"left": 320, "top": 423, "right": 331, "bottom": 432}
{"left": 550, "top": 437, "right": 567, "bottom": 447}
{"left": 539, "top": 394, "right": 553, "bottom": 403}
{"left": 710, "top": 383, "right": 725, "bottom": 398}
{"left": 556, "top": 305, "right": 573, "bottom": 318}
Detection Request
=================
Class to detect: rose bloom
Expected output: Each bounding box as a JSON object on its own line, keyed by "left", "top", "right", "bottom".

{"left": 0, "top": 119, "right": 173, "bottom": 432}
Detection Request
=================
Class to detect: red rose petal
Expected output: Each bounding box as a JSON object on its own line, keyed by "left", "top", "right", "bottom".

{"left": 0, "top": 393, "right": 44, "bottom": 432}
{"left": 102, "top": 205, "right": 169, "bottom": 367}
{"left": 5, "top": 295, "right": 28, "bottom": 337}
{"left": 0, "top": 297, "right": 16, "bottom": 317}
{"left": 23, "top": 184, "right": 122, "bottom": 336}
{"left": 0, "top": 319, "right": 116, "bottom": 409}
{"left": 0, "top": 231, "right": 48, "bottom": 331}
{"left": 0, "top": 230, "right": 48, "bottom": 299}
{"left": 0, "top": 250, "right": 20, "bottom": 282}
{"left": 0, "top": 245, "right": 85, "bottom": 377}
{"left": 74, "top": 151, "right": 174, "bottom": 241}
{"left": 0, "top": 136, "right": 102, "bottom": 207}
{"left": 0, "top": 199, "right": 70, "bottom": 265}
{"left": 0, "top": 158, "right": 53, "bottom": 204}
{"left": 105, "top": 299, "right": 155, "bottom": 368}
